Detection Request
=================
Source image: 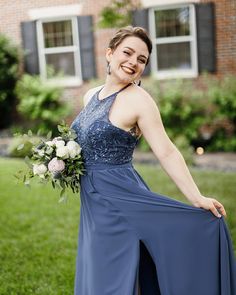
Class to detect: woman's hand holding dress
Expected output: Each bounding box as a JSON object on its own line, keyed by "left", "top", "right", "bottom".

{"left": 134, "top": 87, "right": 227, "bottom": 219}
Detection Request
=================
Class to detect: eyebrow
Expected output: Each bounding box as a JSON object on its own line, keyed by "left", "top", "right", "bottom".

{"left": 123, "top": 46, "right": 148, "bottom": 60}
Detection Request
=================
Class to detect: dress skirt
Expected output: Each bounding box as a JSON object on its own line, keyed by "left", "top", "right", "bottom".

{"left": 74, "top": 161, "right": 236, "bottom": 295}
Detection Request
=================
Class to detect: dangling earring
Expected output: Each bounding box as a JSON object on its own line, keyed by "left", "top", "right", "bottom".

{"left": 106, "top": 63, "right": 111, "bottom": 75}
{"left": 134, "top": 79, "right": 141, "bottom": 86}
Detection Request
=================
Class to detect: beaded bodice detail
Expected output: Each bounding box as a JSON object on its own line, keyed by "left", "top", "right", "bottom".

{"left": 71, "top": 83, "right": 140, "bottom": 165}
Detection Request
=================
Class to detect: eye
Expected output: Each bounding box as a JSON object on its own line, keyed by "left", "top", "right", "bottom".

{"left": 123, "top": 51, "right": 130, "bottom": 55}
{"left": 139, "top": 59, "right": 146, "bottom": 64}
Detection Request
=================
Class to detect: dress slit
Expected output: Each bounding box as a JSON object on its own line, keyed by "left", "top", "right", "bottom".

{"left": 138, "top": 240, "right": 161, "bottom": 295}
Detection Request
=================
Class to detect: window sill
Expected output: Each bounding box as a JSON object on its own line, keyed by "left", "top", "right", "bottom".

{"left": 42, "top": 77, "right": 83, "bottom": 88}
{"left": 152, "top": 70, "right": 198, "bottom": 80}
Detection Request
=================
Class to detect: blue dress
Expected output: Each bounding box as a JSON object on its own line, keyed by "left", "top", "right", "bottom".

{"left": 71, "top": 83, "right": 236, "bottom": 295}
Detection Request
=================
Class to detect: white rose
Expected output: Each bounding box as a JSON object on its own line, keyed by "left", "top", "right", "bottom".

{"left": 66, "top": 141, "right": 80, "bottom": 158}
{"left": 55, "top": 140, "right": 65, "bottom": 148}
{"left": 33, "top": 163, "right": 47, "bottom": 176}
{"left": 56, "top": 146, "right": 69, "bottom": 159}
{"left": 67, "top": 140, "right": 79, "bottom": 150}
{"left": 67, "top": 140, "right": 81, "bottom": 155}
{"left": 68, "top": 149, "right": 77, "bottom": 158}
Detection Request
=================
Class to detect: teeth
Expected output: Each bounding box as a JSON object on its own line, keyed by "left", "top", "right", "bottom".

{"left": 121, "top": 66, "right": 135, "bottom": 74}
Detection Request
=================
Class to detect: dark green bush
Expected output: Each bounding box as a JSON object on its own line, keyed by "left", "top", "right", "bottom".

{"left": 206, "top": 75, "right": 236, "bottom": 151}
{"left": 15, "top": 74, "right": 71, "bottom": 135}
{"left": 142, "top": 75, "right": 236, "bottom": 152}
{"left": 0, "top": 34, "right": 20, "bottom": 128}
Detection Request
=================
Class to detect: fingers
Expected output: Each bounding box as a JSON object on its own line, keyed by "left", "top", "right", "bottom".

{"left": 211, "top": 206, "right": 222, "bottom": 218}
{"left": 212, "top": 199, "right": 227, "bottom": 218}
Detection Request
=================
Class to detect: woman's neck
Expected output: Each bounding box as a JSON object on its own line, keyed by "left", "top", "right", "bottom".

{"left": 103, "top": 76, "right": 132, "bottom": 94}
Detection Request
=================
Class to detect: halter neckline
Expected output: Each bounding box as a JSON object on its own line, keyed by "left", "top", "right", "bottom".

{"left": 96, "top": 83, "right": 132, "bottom": 102}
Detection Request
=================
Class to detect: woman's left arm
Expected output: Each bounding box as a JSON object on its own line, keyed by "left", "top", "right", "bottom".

{"left": 136, "top": 91, "right": 226, "bottom": 218}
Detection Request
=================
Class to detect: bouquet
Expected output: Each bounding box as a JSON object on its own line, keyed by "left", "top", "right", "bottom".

{"left": 16, "top": 122, "right": 85, "bottom": 202}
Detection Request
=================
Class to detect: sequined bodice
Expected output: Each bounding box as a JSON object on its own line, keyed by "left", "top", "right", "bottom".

{"left": 71, "top": 83, "right": 140, "bottom": 165}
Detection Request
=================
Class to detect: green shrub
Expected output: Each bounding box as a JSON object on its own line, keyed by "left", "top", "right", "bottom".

{"left": 206, "top": 75, "right": 236, "bottom": 151}
{"left": 143, "top": 78, "right": 207, "bottom": 142}
{"left": 142, "top": 75, "right": 236, "bottom": 152}
{"left": 15, "top": 74, "right": 71, "bottom": 135}
{"left": 0, "top": 34, "right": 20, "bottom": 128}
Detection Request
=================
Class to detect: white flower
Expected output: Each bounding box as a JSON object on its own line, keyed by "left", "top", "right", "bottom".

{"left": 66, "top": 140, "right": 81, "bottom": 158}
{"left": 68, "top": 149, "right": 77, "bottom": 158}
{"left": 52, "top": 136, "right": 62, "bottom": 142}
{"left": 67, "top": 140, "right": 79, "bottom": 150}
{"left": 55, "top": 140, "right": 65, "bottom": 148}
{"left": 67, "top": 140, "right": 81, "bottom": 155}
{"left": 56, "top": 146, "right": 69, "bottom": 159}
{"left": 48, "top": 157, "right": 65, "bottom": 172}
{"left": 33, "top": 163, "right": 47, "bottom": 176}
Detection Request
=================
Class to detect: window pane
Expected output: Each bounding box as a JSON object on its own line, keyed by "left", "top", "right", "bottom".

{"left": 157, "top": 42, "right": 191, "bottom": 70}
{"left": 45, "top": 52, "right": 75, "bottom": 77}
{"left": 155, "top": 7, "right": 190, "bottom": 38}
{"left": 43, "top": 20, "right": 73, "bottom": 48}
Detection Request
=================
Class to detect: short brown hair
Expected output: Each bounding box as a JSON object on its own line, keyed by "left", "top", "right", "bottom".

{"left": 108, "top": 26, "right": 152, "bottom": 65}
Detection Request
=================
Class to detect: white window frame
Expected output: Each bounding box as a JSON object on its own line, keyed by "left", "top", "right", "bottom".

{"left": 149, "top": 3, "right": 198, "bottom": 80}
{"left": 37, "top": 16, "right": 82, "bottom": 87}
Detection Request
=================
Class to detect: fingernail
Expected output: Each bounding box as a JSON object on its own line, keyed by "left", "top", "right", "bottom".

{"left": 218, "top": 214, "right": 222, "bottom": 218}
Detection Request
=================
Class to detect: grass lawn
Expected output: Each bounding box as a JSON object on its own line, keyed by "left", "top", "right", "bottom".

{"left": 0, "top": 157, "right": 235, "bottom": 294}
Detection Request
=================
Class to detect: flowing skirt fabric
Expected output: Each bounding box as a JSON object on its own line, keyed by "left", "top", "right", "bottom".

{"left": 74, "top": 162, "right": 236, "bottom": 295}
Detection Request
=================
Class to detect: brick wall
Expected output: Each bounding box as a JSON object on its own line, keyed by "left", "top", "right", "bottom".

{"left": 0, "top": 0, "right": 235, "bottom": 115}
{"left": 200, "top": 0, "right": 236, "bottom": 76}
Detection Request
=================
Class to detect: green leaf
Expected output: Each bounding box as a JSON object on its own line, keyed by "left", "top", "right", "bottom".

{"left": 58, "top": 195, "right": 67, "bottom": 203}
{"left": 51, "top": 180, "right": 55, "bottom": 189}
{"left": 46, "top": 130, "right": 52, "bottom": 139}
{"left": 24, "top": 180, "right": 30, "bottom": 187}
{"left": 24, "top": 156, "right": 32, "bottom": 168}
{"left": 28, "top": 130, "right": 33, "bottom": 137}
{"left": 60, "top": 187, "right": 66, "bottom": 197}
{"left": 17, "top": 143, "right": 24, "bottom": 150}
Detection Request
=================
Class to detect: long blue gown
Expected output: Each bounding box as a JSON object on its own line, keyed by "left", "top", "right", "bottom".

{"left": 71, "top": 83, "right": 236, "bottom": 295}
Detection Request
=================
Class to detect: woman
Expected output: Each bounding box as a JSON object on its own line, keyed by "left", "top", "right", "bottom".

{"left": 71, "top": 26, "right": 236, "bottom": 295}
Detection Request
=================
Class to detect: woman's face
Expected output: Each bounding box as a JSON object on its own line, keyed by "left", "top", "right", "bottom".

{"left": 106, "top": 36, "right": 149, "bottom": 83}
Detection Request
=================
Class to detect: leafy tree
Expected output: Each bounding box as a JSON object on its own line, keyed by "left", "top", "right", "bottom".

{"left": 0, "top": 34, "right": 20, "bottom": 128}
{"left": 97, "top": 0, "right": 141, "bottom": 28}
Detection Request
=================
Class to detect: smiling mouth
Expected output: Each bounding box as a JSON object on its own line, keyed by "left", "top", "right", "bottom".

{"left": 121, "top": 66, "right": 135, "bottom": 75}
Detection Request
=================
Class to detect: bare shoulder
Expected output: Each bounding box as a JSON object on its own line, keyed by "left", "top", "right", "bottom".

{"left": 83, "top": 84, "right": 104, "bottom": 106}
{"left": 127, "top": 84, "right": 158, "bottom": 112}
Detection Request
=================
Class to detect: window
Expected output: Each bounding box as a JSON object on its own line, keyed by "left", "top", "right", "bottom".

{"left": 149, "top": 4, "right": 198, "bottom": 79}
{"left": 37, "top": 17, "right": 82, "bottom": 86}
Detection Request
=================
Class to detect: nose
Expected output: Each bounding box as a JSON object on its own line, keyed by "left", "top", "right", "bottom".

{"left": 128, "top": 55, "right": 137, "bottom": 67}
